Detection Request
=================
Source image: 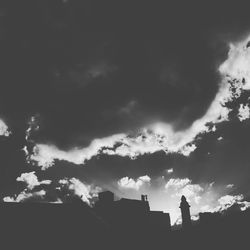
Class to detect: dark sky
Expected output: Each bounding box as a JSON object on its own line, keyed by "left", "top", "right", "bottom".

{"left": 1, "top": 0, "right": 250, "bottom": 224}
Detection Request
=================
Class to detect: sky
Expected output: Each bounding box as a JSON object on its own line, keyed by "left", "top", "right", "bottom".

{"left": 1, "top": 0, "right": 250, "bottom": 225}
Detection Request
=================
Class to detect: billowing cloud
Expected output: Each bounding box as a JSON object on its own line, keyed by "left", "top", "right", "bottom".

{"left": 4, "top": 174, "right": 101, "bottom": 205}
{"left": 165, "top": 178, "right": 191, "bottom": 190}
{"left": 0, "top": 119, "right": 10, "bottom": 136}
{"left": 58, "top": 177, "right": 101, "bottom": 205}
{"left": 3, "top": 190, "right": 46, "bottom": 203}
{"left": 4, "top": 171, "right": 51, "bottom": 202}
{"left": 217, "top": 194, "right": 250, "bottom": 212}
{"left": 25, "top": 115, "right": 40, "bottom": 141}
{"left": 165, "top": 178, "right": 204, "bottom": 201}
{"left": 117, "top": 175, "right": 151, "bottom": 190}
{"left": 226, "top": 184, "right": 234, "bottom": 189}
{"left": 27, "top": 125, "right": 207, "bottom": 169}
{"left": 16, "top": 171, "right": 51, "bottom": 190}
{"left": 219, "top": 36, "right": 250, "bottom": 90}
{"left": 167, "top": 168, "right": 173, "bottom": 174}
{"left": 27, "top": 35, "right": 250, "bottom": 169}
{"left": 28, "top": 134, "right": 126, "bottom": 169}
{"left": 238, "top": 103, "right": 250, "bottom": 121}
{"left": 28, "top": 128, "right": 199, "bottom": 169}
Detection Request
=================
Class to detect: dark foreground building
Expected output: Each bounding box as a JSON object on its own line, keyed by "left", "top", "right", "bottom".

{"left": 0, "top": 201, "right": 111, "bottom": 249}
{"left": 94, "top": 191, "right": 171, "bottom": 236}
{"left": 0, "top": 192, "right": 171, "bottom": 250}
{"left": 0, "top": 193, "right": 250, "bottom": 250}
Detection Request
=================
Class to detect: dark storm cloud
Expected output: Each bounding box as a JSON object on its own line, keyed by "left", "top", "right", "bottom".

{"left": 2, "top": 1, "right": 250, "bottom": 149}
{"left": 2, "top": 1, "right": 250, "bottom": 215}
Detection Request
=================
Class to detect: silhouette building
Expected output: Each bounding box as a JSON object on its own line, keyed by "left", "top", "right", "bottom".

{"left": 98, "top": 190, "right": 114, "bottom": 204}
{"left": 199, "top": 212, "right": 221, "bottom": 226}
{"left": 179, "top": 195, "right": 191, "bottom": 229}
{"left": 1, "top": 191, "right": 250, "bottom": 249}
{"left": 0, "top": 201, "right": 111, "bottom": 249}
{"left": 94, "top": 191, "right": 171, "bottom": 233}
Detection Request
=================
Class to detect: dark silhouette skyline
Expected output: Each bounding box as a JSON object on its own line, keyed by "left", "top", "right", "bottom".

{"left": 1, "top": 190, "right": 250, "bottom": 249}
{"left": 94, "top": 190, "right": 171, "bottom": 232}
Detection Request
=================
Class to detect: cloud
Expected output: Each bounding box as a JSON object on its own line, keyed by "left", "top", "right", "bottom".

{"left": 0, "top": 119, "right": 10, "bottom": 136}
{"left": 147, "top": 72, "right": 235, "bottom": 154}
{"left": 25, "top": 71, "right": 239, "bottom": 169}
{"left": 28, "top": 128, "right": 199, "bottom": 169}
{"left": 103, "top": 129, "right": 198, "bottom": 158}
{"left": 29, "top": 133, "right": 126, "bottom": 169}
{"left": 203, "top": 192, "right": 250, "bottom": 213}
{"left": 167, "top": 168, "right": 173, "bottom": 174}
{"left": 165, "top": 178, "right": 204, "bottom": 201}
{"left": 2, "top": 6, "right": 250, "bottom": 232}
{"left": 25, "top": 115, "right": 40, "bottom": 141}
{"left": 217, "top": 194, "right": 250, "bottom": 212}
{"left": 143, "top": 34, "right": 250, "bottom": 158}
{"left": 3, "top": 171, "right": 51, "bottom": 202}
{"left": 4, "top": 174, "right": 100, "bottom": 205}
{"left": 219, "top": 36, "right": 250, "bottom": 91}
{"left": 180, "top": 144, "right": 197, "bottom": 156}
{"left": 58, "top": 177, "right": 101, "bottom": 205}
{"left": 117, "top": 175, "right": 151, "bottom": 190}
{"left": 24, "top": 32, "right": 250, "bottom": 170}
{"left": 3, "top": 190, "right": 46, "bottom": 203}
{"left": 16, "top": 171, "right": 51, "bottom": 190}
{"left": 238, "top": 103, "right": 250, "bottom": 121}
{"left": 165, "top": 178, "right": 191, "bottom": 190}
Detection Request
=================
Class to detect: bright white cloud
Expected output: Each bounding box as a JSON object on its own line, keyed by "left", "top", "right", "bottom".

{"left": 181, "top": 185, "right": 204, "bottom": 200}
{"left": 118, "top": 175, "right": 151, "bottom": 190}
{"left": 3, "top": 172, "right": 51, "bottom": 203}
{"left": 16, "top": 171, "right": 52, "bottom": 190}
{"left": 226, "top": 184, "right": 234, "bottom": 189}
{"left": 165, "top": 178, "right": 204, "bottom": 200}
{"left": 29, "top": 133, "right": 126, "bottom": 169}
{"left": 217, "top": 194, "right": 250, "bottom": 212}
{"left": 25, "top": 115, "right": 40, "bottom": 141}
{"left": 0, "top": 119, "right": 10, "bottom": 136}
{"left": 3, "top": 176, "right": 100, "bottom": 205}
{"left": 59, "top": 177, "right": 101, "bottom": 205}
{"left": 29, "top": 127, "right": 201, "bottom": 169}
{"left": 147, "top": 34, "right": 250, "bottom": 158}
{"left": 167, "top": 168, "right": 173, "bottom": 174}
{"left": 180, "top": 144, "right": 197, "bottom": 156}
{"left": 3, "top": 190, "right": 46, "bottom": 203}
{"left": 165, "top": 178, "right": 191, "bottom": 190}
{"left": 219, "top": 36, "right": 250, "bottom": 90}
{"left": 238, "top": 103, "right": 250, "bottom": 121}
{"left": 27, "top": 33, "right": 250, "bottom": 169}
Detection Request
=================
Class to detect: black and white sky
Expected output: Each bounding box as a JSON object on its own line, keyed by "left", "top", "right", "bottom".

{"left": 1, "top": 0, "right": 250, "bottom": 224}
